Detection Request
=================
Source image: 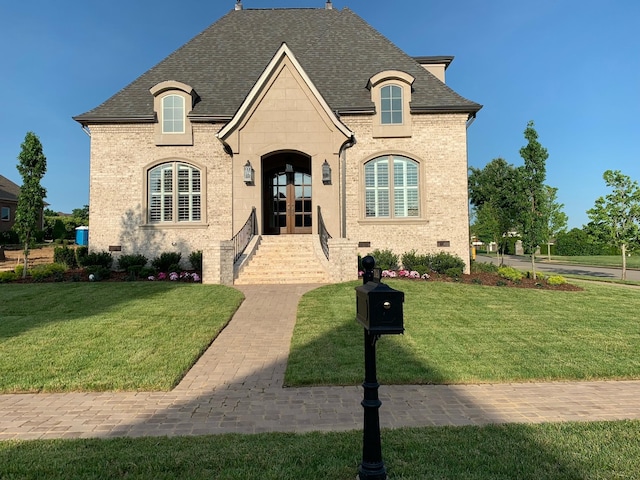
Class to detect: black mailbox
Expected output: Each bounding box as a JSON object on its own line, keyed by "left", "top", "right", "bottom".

{"left": 356, "top": 281, "right": 404, "bottom": 335}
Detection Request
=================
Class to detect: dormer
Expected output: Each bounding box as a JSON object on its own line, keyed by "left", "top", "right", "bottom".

{"left": 368, "top": 70, "right": 415, "bottom": 138}
{"left": 413, "top": 56, "right": 454, "bottom": 84}
{"left": 150, "top": 81, "right": 198, "bottom": 146}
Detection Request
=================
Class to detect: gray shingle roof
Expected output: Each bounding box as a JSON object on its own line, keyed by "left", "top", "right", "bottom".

{"left": 74, "top": 8, "right": 481, "bottom": 124}
{"left": 0, "top": 175, "right": 20, "bottom": 202}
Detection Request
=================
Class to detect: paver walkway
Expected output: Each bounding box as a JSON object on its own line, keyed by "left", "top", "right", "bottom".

{"left": 2, "top": 284, "right": 640, "bottom": 441}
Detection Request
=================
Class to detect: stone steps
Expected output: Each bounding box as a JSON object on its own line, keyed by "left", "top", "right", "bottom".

{"left": 234, "top": 235, "right": 329, "bottom": 285}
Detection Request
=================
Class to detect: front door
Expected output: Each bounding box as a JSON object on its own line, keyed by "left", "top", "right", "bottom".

{"left": 267, "top": 166, "right": 312, "bottom": 234}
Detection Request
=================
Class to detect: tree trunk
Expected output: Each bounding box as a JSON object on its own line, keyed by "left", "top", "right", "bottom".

{"left": 0, "top": 245, "right": 5, "bottom": 261}
{"left": 531, "top": 253, "right": 537, "bottom": 280}
{"left": 621, "top": 244, "right": 627, "bottom": 280}
{"left": 547, "top": 242, "right": 551, "bottom": 261}
{"left": 22, "top": 242, "right": 29, "bottom": 279}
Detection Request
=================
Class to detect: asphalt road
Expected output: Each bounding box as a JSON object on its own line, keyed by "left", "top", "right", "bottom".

{"left": 476, "top": 254, "right": 640, "bottom": 282}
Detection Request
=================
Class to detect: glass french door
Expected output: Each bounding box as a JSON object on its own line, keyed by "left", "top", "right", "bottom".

{"left": 268, "top": 169, "right": 312, "bottom": 234}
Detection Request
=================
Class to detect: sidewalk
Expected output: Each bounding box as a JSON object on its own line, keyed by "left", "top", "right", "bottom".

{"left": 1, "top": 284, "right": 640, "bottom": 441}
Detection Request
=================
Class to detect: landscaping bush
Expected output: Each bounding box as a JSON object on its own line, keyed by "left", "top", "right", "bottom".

{"left": 428, "top": 252, "right": 466, "bottom": 275}
{"left": 152, "top": 252, "right": 182, "bottom": 272}
{"left": 498, "top": 266, "right": 524, "bottom": 282}
{"left": 85, "top": 265, "right": 111, "bottom": 281}
{"left": 54, "top": 245, "right": 78, "bottom": 268}
{"left": 445, "top": 267, "right": 463, "bottom": 278}
{"left": 547, "top": 275, "right": 567, "bottom": 286}
{"left": 470, "top": 260, "right": 499, "bottom": 274}
{"left": 117, "top": 254, "right": 148, "bottom": 272}
{"left": 400, "top": 250, "right": 430, "bottom": 275}
{"left": 79, "top": 251, "right": 113, "bottom": 269}
{"left": 189, "top": 250, "right": 203, "bottom": 272}
{"left": 0, "top": 271, "right": 17, "bottom": 283}
{"left": 76, "top": 246, "right": 88, "bottom": 266}
{"left": 367, "top": 249, "right": 399, "bottom": 270}
{"left": 30, "top": 263, "right": 67, "bottom": 282}
{"left": 0, "top": 230, "right": 19, "bottom": 245}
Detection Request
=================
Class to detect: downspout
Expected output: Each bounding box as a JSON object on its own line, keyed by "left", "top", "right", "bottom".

{"left": 339, "top": 134, "right": 356, "bottom": 238}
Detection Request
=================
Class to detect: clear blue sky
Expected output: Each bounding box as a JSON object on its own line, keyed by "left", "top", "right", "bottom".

{"left": 2, "top": 0, "right": 638, "bottom": 228}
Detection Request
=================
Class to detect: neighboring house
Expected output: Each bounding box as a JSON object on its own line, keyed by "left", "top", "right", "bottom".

{"left": 73, "top": 2, "right": 481, "bottom": 284}
{"left": 0, "top": 175, "right": 20, "bottom": 233}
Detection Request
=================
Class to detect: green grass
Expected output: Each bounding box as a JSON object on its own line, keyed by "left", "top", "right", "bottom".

{"left": 1, "top": 421, "right": 639, "bottom": 479}
{"left": 0, "top": 283, "right": 244, "bottom": 393}
{"left": 285, "top": 280, "right": 640, "bottom": 386}
{"left": 542, "top": 254, "right": 640, "bottom": 268}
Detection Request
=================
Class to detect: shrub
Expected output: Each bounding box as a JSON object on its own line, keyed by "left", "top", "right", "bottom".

{"left": 54, "top": 245, "right": 78, "bottom": 268}
{"left": 79, "top": 251, "right": 113, "bottom": 269}
{"left": 470, "top": 260, "right": 498, "bottom": 274}
{"left": 498, "top": 266, "right": 524, "bottom": 282}
{"left": 400, "top": 250, "right": 430, "bottom": 275}
{"left": 14, "top": 264, "right": 24, "bottom": 277}
{"left": 547, "top": 275, "right": 567, "bottom": 286}
{"left": 189, "top": 250, "right": 203, "bottom": 272}
{"left": 30, "top": 263, "right": 67, "bottom": 282}
{"left": 367, "top": 249, "right": 399, "bottom": 271}
{"left": 0, "top": 230, "right": 19, "bottom": 245}
{"left": 151, "top": 252, "right": 182, "bottom": 272}
{"left": 85, "top": 265, "right": 111, "bottom": 281}
{"left": 117, "top": 254, "right": 148, "bottom": 272}
{"left": 140, "top": 266, "right": 156, "bottom": 278}
{"left": 0, "top": 271, "right": 17, "bottom": 283}
{"left": 76, "top": 246, "right": 88, "bottom": 265}
{"left": 428, "top": 252, "right": 465, "bottom": 275}
{"left": 445, "top": 267, "right": 463, "bottom": 278}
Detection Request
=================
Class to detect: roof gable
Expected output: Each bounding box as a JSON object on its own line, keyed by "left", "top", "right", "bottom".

{"left": 74, "top": 8, "right": 481, "bottom": 125}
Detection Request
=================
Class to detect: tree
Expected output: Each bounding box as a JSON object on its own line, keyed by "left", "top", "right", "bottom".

{"left": 14, "top": 132, "right": 47, "bottom": 278}
{"left": 468, "top": 158, "right": 520, "bottom": 264}
{"left": 542, "top": 186, "right": 568, "bottom": 260}
{"left": 72, "top": 204, "right": 90, "bottom": 226}
{"left": 587, "top": 170, "right": 640, "bottom": 280}
{"left": 517, "top": 121, "right": 548, "bottom": 279}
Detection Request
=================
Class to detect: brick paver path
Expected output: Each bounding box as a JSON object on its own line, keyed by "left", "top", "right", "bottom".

{"left": 2, "top": 284, "right": 640, "bottom": 440}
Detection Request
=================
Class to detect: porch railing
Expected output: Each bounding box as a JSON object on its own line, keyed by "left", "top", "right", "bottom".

{"left": 317, "top": 205, "right": 331, "bottom": 260}
{"left": 232, "top": 207, "right": 258, "bottom": 263}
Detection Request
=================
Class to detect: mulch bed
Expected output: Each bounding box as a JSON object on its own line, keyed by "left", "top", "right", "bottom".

{"left": 420, "top": 271, "right": 583, "bottom": 291}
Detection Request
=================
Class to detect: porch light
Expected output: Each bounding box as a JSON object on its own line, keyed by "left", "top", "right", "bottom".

{"left": 322, "top": 159, "right": 332, "bottom": 184}
{"left": 243, "top": 160, "right": 254, "bottom": 185}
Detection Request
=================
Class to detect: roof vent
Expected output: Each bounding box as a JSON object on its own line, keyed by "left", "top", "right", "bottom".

{"left": 325, "top": 0, "right": 333, "bottom": 9}
{"left": 235, "top": 0, "right": 242, "bottom": 10}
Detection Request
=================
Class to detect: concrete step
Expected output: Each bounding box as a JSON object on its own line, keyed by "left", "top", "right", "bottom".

{"left": 234, "top": 235, "right": 328, "bottom": 285}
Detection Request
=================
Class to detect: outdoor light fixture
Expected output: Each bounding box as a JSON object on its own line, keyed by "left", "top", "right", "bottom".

{"left": 243, "top": 160, "right": 254, "bottom": 185}
{"left": 322, "top": 159, "right": 331, "bottom": 184}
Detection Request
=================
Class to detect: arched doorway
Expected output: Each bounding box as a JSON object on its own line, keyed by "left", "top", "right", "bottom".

{"left": 263, "top": 152, "right": 312, "bottom": 234}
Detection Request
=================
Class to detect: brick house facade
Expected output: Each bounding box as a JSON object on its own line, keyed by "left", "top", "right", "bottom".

{"left": 74, "top": 4, "right": 481, "bottom": 284}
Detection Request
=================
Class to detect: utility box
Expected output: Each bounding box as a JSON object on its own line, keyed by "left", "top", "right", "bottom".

{"left": 356, "top": 281, "right": 404, "bottom": 335}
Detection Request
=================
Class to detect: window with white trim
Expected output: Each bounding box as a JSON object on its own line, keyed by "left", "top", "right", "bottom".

{"left": 162, "top": 95, "right": 185, "bottom": 134}
{"left": 365, "top": 155, "right": 419, "bottom": 218}
{"left": 148, "top": 162, "right": 201, "bottom": 223}
{"left": 1, "top": 206, "right": 9, "bottom": 221}
{"left": 380, "top": 85, "right": 403, "bottom": 125}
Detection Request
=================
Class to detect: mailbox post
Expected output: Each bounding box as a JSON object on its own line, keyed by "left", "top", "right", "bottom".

{"left": 356, "top": 256, "right": 404, "bottom": 480}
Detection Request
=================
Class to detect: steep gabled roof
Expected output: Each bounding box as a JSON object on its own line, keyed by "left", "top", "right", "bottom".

{"left": 74, "top": 7, "right": 481, "bottom": 125}
{"left": 0, "top": 175, "right": 20, "bottom": 202}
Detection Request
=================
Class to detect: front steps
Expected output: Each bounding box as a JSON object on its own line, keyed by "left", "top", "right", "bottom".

{"left": 234, "top": 235, "right": 329, "bottom": 285}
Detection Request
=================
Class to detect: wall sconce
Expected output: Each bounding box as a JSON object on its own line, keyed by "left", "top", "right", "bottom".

{"left": 243, "top": 160, "right": 254, "bottom": 185}
{"left": 322, "top": 159, "right": 332, "bottom": 184}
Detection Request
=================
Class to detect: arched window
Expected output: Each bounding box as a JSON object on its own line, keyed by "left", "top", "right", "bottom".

{"left": 365, "top": 155, "right": 419, "bottom": 218}
{"left": 380, "top": 85, "right": 403, "bottom": 125}
{"left": 162, "top": 95, "right": 185, "bottom": 134}
{"left": 148, "top": 162, "right": 201, "bottom": 223}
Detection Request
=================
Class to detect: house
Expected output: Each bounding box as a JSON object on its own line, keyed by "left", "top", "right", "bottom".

{"left": 73, "top": 1, "right": 481, "bottom": 284}
{"left": 0, "top": 175, "right": 21, "bottom": 234}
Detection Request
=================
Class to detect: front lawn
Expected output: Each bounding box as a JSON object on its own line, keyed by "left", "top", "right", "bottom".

{"left": 285, "top": 280, "right": 640, "bottom": 386}
{"left": 1, "top": 421, "right": 639, "bottom": 479}
{"left": 0, "top": 283, "right": 243, "bottom": 393}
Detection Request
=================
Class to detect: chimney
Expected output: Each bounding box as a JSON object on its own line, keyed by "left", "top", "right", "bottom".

{"left": 235, "top": 0, "right": 242, "bottom": 10}
{"left": 325, "top": 0, "right": 333, "bottom": 9}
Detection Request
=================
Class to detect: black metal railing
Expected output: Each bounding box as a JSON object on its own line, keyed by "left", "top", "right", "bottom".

{"left": 317, "top": 206, "right": 331, "bottom": 260}
{"left": 232, "top": 207, "right": 257, "bottom": 263}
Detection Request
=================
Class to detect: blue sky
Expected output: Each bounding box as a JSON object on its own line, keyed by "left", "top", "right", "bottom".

{"left": 2, "top": 0, "right": 638, "bottom": 228}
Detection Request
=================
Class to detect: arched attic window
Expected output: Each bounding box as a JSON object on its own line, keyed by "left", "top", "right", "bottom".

{"left": 150, "top": 81, "right": 197, "bottom": 146}
{"left": 369, "top": 71, "right": 415, "bottom": 138}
